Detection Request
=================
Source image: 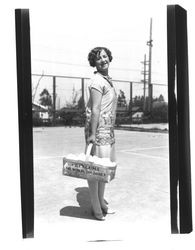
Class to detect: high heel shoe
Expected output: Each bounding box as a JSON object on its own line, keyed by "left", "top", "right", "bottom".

{"left": 91, "top": 210, "right": 105, "bottom": 221}
{"left": 104, "top": 199, "right": 109, "bottom": 205}
{"left": 101, "top": 207, "right": 115, "bottom": 215}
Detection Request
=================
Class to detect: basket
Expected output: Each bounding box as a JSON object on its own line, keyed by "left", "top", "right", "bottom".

{"left": 62, "top": 144, "right": 117, "bottom": 183}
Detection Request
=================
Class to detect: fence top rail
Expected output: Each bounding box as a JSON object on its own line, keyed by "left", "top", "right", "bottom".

{"left": 32, "top": 73, "right": 167, "bottom": 86}
{"left": 32, "top": 73, "right": 90, "bottom": 80}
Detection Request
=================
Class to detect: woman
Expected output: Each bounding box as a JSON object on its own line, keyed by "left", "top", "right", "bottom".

{"left": 85, "top": 47, "right": 117, "bottom": 220}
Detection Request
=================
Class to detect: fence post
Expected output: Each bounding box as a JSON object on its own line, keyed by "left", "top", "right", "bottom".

{"left": 53, "top": 76, "right": 56, "bottom": 124}
{"left": 129, "top": 82, "right": 133, "bottom": 123}
{"left": 81, "top": 78, "right": 85, "bottom": 111}
{"left": 148, "top": 83, "right": 153, "bottom": 112}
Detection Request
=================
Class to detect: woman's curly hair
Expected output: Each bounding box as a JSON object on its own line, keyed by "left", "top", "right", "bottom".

{"left": 88, "top": 47, "right": 113, "bottom": 67}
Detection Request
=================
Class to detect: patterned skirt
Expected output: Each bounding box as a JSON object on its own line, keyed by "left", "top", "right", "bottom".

{"left": 84, "top": 108, "right": 116, "bottom": 146}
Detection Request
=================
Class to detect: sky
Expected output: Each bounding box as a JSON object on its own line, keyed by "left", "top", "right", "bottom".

{"left": 30, "top": 1, "right": 168, "bottom": 106}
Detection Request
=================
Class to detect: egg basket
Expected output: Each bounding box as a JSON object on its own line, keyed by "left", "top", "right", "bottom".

{"left": 62, "top": 144, "right": 117, "bottom": 183}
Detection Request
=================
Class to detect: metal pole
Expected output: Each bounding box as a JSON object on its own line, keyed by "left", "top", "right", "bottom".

{"left": 147, "top": 18, "right": 153, "bottom": 112}
{"left": 143, "top": 54, "right": 147, "bottom": 112}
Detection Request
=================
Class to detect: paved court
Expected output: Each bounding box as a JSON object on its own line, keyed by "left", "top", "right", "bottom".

{"left": 33, "top": 126, "right": 170, "bottom": 240}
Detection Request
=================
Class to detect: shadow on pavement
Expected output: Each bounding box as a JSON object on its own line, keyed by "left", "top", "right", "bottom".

{"left": 60, "top": 187, "right": 95, "bottom": 220}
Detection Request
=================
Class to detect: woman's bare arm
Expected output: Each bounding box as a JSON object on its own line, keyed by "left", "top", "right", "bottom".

{"left": 87, "top": 88, "right": 102, "bottom": 143}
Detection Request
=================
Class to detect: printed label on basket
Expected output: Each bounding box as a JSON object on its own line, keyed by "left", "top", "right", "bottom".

{"left": 64, "top": 161, "right": 107, "bottom": 176}
{"left": 62, "top": 157, "right": 116, "bottom": 183}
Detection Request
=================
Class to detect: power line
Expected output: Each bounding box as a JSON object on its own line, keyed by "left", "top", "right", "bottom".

{"left": 32, "top": 58, "right": 166, "bottom": 76}
{"left": 32, "top": 73, "right": 167, "bottom": 86}
{"left": 32, "top": 58, "right": 142, "bottom": 72}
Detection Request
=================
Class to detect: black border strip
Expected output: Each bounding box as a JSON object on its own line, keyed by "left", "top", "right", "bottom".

{"left": 15, "top": 9, "right": 34, "bottom": 238}
{"left": 167, "top": 5, "right": 193, "bottom": 234}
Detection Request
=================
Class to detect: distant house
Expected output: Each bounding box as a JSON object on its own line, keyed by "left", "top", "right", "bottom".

{"left": 132, "top": 111, "right": 144, "bottom": 123}
{"left": 117, "top": 106, "right": 128, "bottom": 112}
{"left": 32, "top": 102, "right": 50, "bottom": 122}
{"left": 131, "top": 106, "right": 142, "bottom": 113}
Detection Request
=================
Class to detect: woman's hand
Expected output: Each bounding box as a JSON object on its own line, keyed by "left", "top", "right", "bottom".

{"left": 87, "top": 134, "right": 96, "bottom": 144}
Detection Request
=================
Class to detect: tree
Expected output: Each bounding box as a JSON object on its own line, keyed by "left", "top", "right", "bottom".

{"left": 158, "top": 94, "right": 165, "bottom": 102}
{"left": 77, "top": 96, "right": 85, "bottom": 110}
{"left": 65, "top": 87, "right": 83, "bottom": 109}
{"left": 39, "top": 88, "right": 52, "bottom": 108}
{"left": 117, "top": 90, "right": 127, "bottom": 107}
{"left": 133, "top": 95, "right": 144, "bottom": 107}
{"left": 153, "top": 94, "right": 165, "bottom": 102}
{"left": 150, "top": 102, "right": 168, "bottom": 122}
{"left": 32, "top": 71, "right": 44, "bottom": 102}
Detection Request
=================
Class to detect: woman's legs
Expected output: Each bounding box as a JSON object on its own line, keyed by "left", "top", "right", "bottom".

{"left": 87, "top": 143, "right": 116, "bottom": 217}
{"left": 96, "top": 144, "right": 116, "bottom": 210}
{"left": 87, "top": 179, "right": 102, "bottom": 215}
{"left": 86, "top": 144, "right": 103, "bottom": 218}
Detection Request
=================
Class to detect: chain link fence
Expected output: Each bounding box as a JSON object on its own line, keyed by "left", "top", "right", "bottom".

{"left": 32, "top": 74, "right": 168, "bottom": 127}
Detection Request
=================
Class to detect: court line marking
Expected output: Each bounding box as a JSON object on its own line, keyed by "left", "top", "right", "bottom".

{"left": 34, "top": 155, "right": 64, "bottom": 160}
{"left": 115, "top": 130, "right": 168, "bottom": 135}
{"left": 120, "top": 151, "right": 169, "bottom": 161}
{"left": 35, "top": 146, "right": 168, "bottom": 160}
{"left": 119, "top": 146, "right": 169, "bottom": 161}
{"left": 35, "top": 153, "right": 168, "bottom": 161}
{"left": 120, "top": 146, "right": 168, "bottom": 152}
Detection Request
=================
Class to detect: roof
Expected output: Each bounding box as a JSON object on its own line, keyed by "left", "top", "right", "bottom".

{"left": 131, "top": 106, "right": 142, "bottom": 112}
{"left": 132, "top": 112, "right": 144, "bottom": 118}
{"left": 32, "top": 102, "right": 48, "bottom": 111}
{"left": 32, "top": 102, "right": 48, "bottom": 110}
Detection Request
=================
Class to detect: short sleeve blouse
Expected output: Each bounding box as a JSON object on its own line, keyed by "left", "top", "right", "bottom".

{"left": 85, "top": 73, "right": 117, "bottom": 146}
{"left": 88, "top": 73, "right": 117, "bottom": 114}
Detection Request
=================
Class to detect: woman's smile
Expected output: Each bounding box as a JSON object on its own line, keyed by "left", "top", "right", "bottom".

{"left": 101, "top": 62, "right": 108, "bottom": 68}
{"left": 95, "top": 50, "right": 110, "bottom": 75}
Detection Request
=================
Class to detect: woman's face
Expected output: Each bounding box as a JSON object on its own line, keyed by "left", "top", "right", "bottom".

{"left": 95, "top": 50, "right": 110, "bottom": 75}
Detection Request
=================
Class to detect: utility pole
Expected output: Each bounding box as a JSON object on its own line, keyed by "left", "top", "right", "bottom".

{"left": 141, "top": 54, "right": 149, "bottom": 112}
{"left": 147, "top": 18, "right": 153, "bottom": 112}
